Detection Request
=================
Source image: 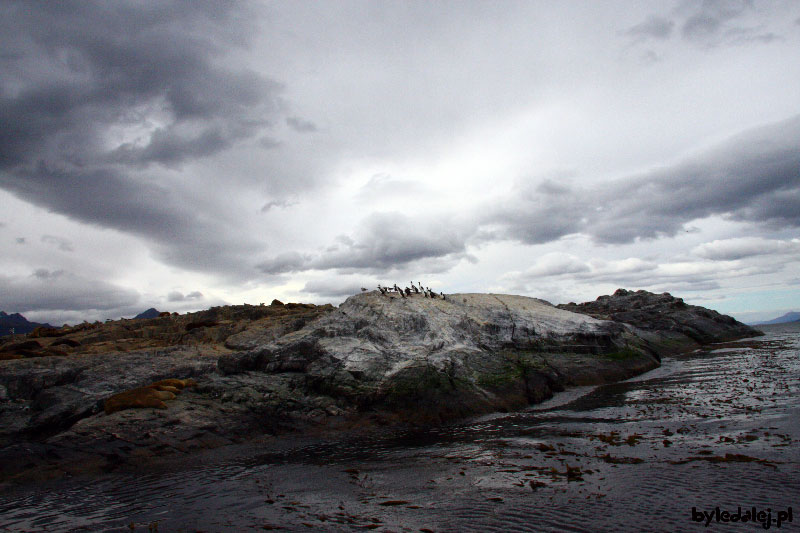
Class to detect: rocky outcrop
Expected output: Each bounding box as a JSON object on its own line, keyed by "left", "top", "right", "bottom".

{"left": 0, "top": 291, "right": 756, "bottom": 484}
{"left": 218, "top": 292, "right": 658, "bottom": 423}
{"left": 557, "top": 289, "right": 763, "bottom": 354}
{"left": 0, "top": 302, "right": 333, "bottom": 358}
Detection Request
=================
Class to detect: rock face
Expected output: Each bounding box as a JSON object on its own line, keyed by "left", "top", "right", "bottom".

{"left": 0, "top": 291, "right": 756, "bottom": 484}
{"left": 557, "top": 289, "right": 762, "bottom": 353}
{"left": 218, "top": 292, "right": 658, "bottom": 422}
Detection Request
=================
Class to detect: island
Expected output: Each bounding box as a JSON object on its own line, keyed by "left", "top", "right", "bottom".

{"left": 0, "top": 289, "right": 761, "bottom": 484}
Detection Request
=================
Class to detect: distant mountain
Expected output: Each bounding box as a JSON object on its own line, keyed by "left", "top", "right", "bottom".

{"left": 0, "top": 311, "right": 54, "bottom": 336}
{"left": 134, "top": 308, "right": 161, "bottom": 319}
{"left": 754, "top": 311, "right": 800, "bottom": 326}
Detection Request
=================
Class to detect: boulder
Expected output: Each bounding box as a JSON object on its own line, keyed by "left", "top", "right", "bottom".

{"left": 218, "top": 292, "right": 658, "bottom": 423}
{"left": 557, "top": 289, "right": 762, "bottom": 353}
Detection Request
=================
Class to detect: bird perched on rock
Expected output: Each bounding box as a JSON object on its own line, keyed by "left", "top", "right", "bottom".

{"left": 440, "top": 292, "right": 446, "bottom": 300}
{"left": 361, "top": 287, "right": 367, "bottom": 292}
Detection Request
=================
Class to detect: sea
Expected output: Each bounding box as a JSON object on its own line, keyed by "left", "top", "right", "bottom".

{"left": 1, "top": 322, "right": 798, "bottom": 532}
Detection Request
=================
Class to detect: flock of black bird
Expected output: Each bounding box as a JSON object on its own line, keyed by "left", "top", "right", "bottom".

{"left": 361, "top": 282, "right": 446, "bottom": 300}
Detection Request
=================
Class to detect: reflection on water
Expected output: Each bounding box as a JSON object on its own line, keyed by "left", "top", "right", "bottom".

{"left": 2, "top": 325, "right": 799, "bottom": 532}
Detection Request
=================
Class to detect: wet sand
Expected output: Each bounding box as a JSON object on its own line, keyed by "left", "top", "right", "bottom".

{"left": 1, "top": 324, "right": 798, "bottom": 532}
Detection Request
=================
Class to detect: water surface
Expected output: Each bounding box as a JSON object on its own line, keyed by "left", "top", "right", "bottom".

{"left": 2, "top": 324, "right": 798, "bottom": 532}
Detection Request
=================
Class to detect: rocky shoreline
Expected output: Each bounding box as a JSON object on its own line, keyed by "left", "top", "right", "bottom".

{"left": 0, "top": 290, "right": 761, "bottom": 485}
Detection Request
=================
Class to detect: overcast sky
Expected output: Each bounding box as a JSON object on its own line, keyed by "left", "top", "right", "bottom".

{"left": 2, "top": 0, "right": 799, "bottom": 325}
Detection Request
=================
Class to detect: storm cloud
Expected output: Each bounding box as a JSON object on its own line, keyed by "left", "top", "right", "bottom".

{"left": 0, "top": 1, "right": 282, "bottom": 275}
{"left": 0, "top": 269, "right": 140, "bottom": 314}
{"left": 1, "top": 1, "right": 798, "bottom": 323}
{"left": 489, "top": 115, "right": 800, "bottom": 246}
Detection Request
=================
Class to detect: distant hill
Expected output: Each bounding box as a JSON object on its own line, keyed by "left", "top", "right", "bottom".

{"left": 134, "top": 308, "right": 161, "bottom": 319}
{"left": 0, "top": 311, "right": 54, "bottom": 336}
{"left": 753, "top": 311, "right": 800, "bottom": 326}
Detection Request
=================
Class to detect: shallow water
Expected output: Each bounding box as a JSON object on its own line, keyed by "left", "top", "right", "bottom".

{"left": 2, "top": 324, "right": 799, "bottom": 532}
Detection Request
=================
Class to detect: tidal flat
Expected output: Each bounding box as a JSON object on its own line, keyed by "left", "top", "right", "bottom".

{"left": 1, "top": 323, "right": 797, "bottom": 532}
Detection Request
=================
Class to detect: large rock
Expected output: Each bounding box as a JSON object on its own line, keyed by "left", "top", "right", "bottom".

{"left": 218, "top": 292, "right": 659, "bottom": 422}
{"left": 557, "top": 289, "right": 763, "bottom": 354}
{"left": 2, "top": 290, "right": 758, "bottom": 484}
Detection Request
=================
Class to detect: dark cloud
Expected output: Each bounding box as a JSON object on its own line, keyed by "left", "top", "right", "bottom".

{"left": 723, "top": 27, "right": 782, "bottom": 45}
{"left": 260, "top": 199, "right": 297, "bottom": 212}
{"left": 167, "top": 290, "right": 204, "bottom": 302}
{"left": 310, "top": 212, "right": 473, "bottom": 274}
{"left": 300, "top": 279, "right": 366, "bottom": 300}
{"left": 256, "top": 251, "right": 310, "bottom": 275}
{"left": 482, "top": 178, "right": 587, "bottom": 244}
{"left": 0, "top": 269, "right": 140, "bottom": 313}
{"left": 286, "top": 116, "right": 317, "bottom": 133}
{"left": 41, "top": 234, "right": 74, "bottom": 252}
{"left": 0, "top": 1, "right": 282, "bottom": 275}
{"left": 592, "top": 115, "right": 800, "bottom": 242}
{"left": 489, "top": 116, "right": 800, "bottom": 246}
{"left": 680, "top": 0, "right": 755, "bottom": 44}
{"left": 623, "top": 15, "right": 675, "bottom": 41}
{"left": 256, "top": 212, "right": 474, "bottom": 276}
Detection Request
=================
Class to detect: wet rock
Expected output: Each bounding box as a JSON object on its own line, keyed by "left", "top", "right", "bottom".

{"left": 2, "top": 290, "right": 755, "bottom": 484}
{"left": 557, "top": 289, "right": 762, "bottom": 354}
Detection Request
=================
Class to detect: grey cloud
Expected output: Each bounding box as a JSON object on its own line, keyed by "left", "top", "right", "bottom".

{"left": 692, "top": 238, "right": 800, "bottom": 261}
{"left": 482, "top": 178, "right": 587, "bottom": 244}
{"left": 723, "top": 27, "right": 783, "bottom": 46}
{"left": 300, "top": 279, "right": 366, "bottom": 300}
{"left": 256, "top": 212, "right": 475, "bottom": 276}
{"left": 0, "top": 1, "right": 282, "bottom": 276}
{"left": 34, "top": 268, "right": 65, "bottom": 280}
{"left": 488, "top": 115, "right": 800, "bottom": 246}
{"left": 623, "top": 15, "right": 675, "bottom": 41}
{"left": 591, "top": 115, "right": 800, "bottom": 243}
{"left": 15, "top": 237, "right": 25, "bottom": 244}
{"left": 0, "top": 269, "right": 140, "bottom": 313}
{"left": 286, "top": 116, "right": 317, "bottom": 133}
{"left": 639, "top": 50, "right": 662, "bottom": 65}
{"left": 355, "top": 174, "right": 432, "bottom": 204}
{"left": 680, "top": 0, "right": 755, "bottom": 44}
{"left": 520, "top": 253, "right": 591, "bottom": 278}
{"left": 257, "top": 251, "right": 310, "bottom": 275}
{"left": 167, "top": 290, "right": 204, "bottom": 302}
{"left": 41, "top": 234, "right": 74, "bottom": 252}
{"left": 261, "top": 199, "right": 297, "bottom": 212}
{"left": 310, "top": 212, "right": 473, "bottom": 273}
